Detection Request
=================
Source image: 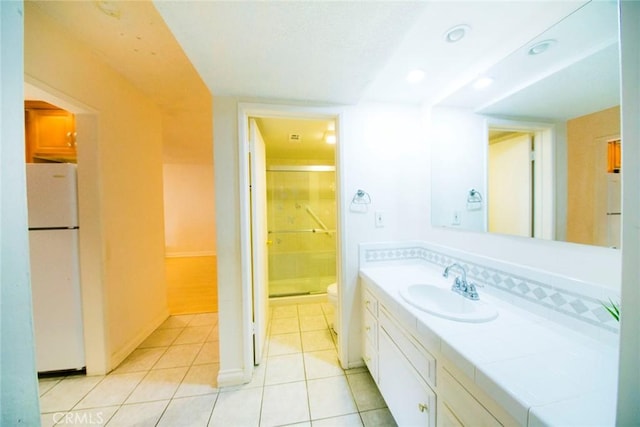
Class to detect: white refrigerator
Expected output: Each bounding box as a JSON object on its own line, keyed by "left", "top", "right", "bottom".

{"left": 27, "top": 163, "right": 85, "bottom": 373}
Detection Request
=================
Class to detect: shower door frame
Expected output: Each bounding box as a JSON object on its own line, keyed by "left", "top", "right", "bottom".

{"left": 237, "top": 103, "right": 348, "bottom": 377}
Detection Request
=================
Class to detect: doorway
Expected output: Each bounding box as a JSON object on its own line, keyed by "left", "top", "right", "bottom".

{"left": 238, "top": 104, "right": 345, "bottom": 373}
{"left": 257, "top": 116, "right": 337, "bottom": 299}
{"left": 24, "top": 80, "right": 108, "bottom": 375}
{"left": 486, "top": 120, "right": 555, "bottom": 240}
{"left": 487, "top": 130, "right": 534, "bottom": 237}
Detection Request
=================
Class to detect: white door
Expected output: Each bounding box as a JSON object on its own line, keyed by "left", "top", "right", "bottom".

{"left": 488, "top": 134, "right": 532, "bottom": 237}
{"left": 249, "top": 118, "right": 269, "bottom": 364}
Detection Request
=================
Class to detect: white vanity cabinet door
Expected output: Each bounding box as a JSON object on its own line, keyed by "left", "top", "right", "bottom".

{"left": 380, "top": 306, "right": 436, "bottom": 387}
{"left": 379, "top": 328, "right": 436, "bottom": 427}
{"left": 438, "top": 368, "right": 501, "bottom": 427}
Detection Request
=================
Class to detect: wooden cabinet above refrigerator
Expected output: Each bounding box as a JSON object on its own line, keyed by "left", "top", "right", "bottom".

{"left": 25, "top": 100, "right": 77, "bottom": 163}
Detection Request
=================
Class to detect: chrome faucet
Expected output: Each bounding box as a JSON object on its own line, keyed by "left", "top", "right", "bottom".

{"left": 443, "top": 263, "right": 480, "bottom": 300}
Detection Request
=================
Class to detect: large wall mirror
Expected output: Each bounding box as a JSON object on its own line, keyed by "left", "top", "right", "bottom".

{"left": 430, "top": 0, "right": 620, "bottom": 248}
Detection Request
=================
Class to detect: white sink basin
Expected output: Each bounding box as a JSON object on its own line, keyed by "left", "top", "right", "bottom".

{"left": 399, "top": 284, "right": 498, "bottom": 322}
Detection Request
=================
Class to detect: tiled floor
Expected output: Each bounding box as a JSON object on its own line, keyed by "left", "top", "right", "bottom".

{"left": 38, "top": 302, "right": 395, "bottom": 426}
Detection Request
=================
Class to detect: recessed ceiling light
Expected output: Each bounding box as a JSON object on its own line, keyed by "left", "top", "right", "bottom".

{"left": 473, "top": 77, "right": 494, "bottom": 90}
{"left": 324, "top": 131, "right": 336, "bottom": 145}
{"left": 444, "top": 25, "right": 471, "bottom": 43}
{"left": 528, "top": 39, "right": 557, "bottom": 56}
{"left": 406, "top": 69, "right": 426, "bottom": 84}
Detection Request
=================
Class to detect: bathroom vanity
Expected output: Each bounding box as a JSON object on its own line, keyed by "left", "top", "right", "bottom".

{"left": 359, "top": 242, "right": 619, "bottom": 426}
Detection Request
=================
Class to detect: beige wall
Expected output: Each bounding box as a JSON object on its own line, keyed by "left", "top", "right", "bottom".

{"left": 163, "top": 162, "right": 217, "bottom": 316}
{"left": 25, "top": 4, "right": 168, "bottom": 372}
{"left": 163, "top": 163, "right": 216, "bottom": 256}
{"left": 566, "top": 106, "right": 620, "bottom": 246}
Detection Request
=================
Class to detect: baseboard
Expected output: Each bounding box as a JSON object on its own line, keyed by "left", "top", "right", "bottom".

{"left": 108, "top": 309, "right": 169, "bottom": 372}
{"left": 347, "top": 359, "right": 365, "bottom": 369}
{"left": 269, "top": 294, "right": 328, "bottom": 306}
{"left": 217, "top": 368, "right": 249, "bottom": 388}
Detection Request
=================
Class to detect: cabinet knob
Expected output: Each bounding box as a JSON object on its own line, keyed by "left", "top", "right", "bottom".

{"left": 365, "top": 326, "right": 371, "bottom": 331}
{"left": 365, "top": 300, "right": 370, "bottom": 306}
{"left": 418, "top": 403, "right": 429, "bottom": 413}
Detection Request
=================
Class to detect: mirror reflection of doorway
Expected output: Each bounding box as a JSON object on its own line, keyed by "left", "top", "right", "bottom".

{"left": 487, "top": 123, "right": 554, "bottom": 240}
{"left": 488, "top": 131, "right": 533, "bottom": 237}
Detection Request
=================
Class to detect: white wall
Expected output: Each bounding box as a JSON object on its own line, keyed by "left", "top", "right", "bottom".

{"left": 429, "top": 107, "right": 487, "bottom": 232}
{"left": 340, "top": 103, "right": 430, "bottom": 366}
{"left": 213, "top": 97, "right": 246, "bottom": 383}
{"left": 0, "top": 1, "right": 41, "bottom": 423}
{"left": 617, "top": 0, "right": 640, "bottom": 423}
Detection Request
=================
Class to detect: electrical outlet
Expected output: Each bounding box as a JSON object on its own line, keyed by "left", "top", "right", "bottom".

{"left": 452, "top": 211, "right": 461, "bottom": 225}
{"left": 375, "top": 211, "right": 385, "bottom": 228}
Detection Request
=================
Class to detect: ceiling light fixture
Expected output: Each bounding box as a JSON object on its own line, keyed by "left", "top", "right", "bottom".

{"left": 406, "top": 69, "right": 426, "bottom": 84}
{"left": 324, "top": 131, "right": 336, "bottom": 145}
{"left": 444, "top": 25, "right": 471, "bottom": 43}
{"left": 473, "top": 77, "right": 494, "bottom": 90}
{"left": 528, "top": 39, "right": 557, "bottom": 56}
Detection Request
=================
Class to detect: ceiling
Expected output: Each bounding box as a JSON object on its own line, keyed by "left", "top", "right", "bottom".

{"left": 27, "top": 0, "right": 617, "bottom": 160}
{"left": 440, "top": 0, "right": 619, "bottom": 121}
{"left": 154, "top": 0, "right": 593, "bottom": 106}
{"left": 255, "top": 117, "right": 335, "bottom": 165}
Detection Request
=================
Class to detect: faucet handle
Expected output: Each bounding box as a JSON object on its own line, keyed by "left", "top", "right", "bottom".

{"left": 467, "top": 282, "right": 480, "bottom": 300}
{"left": 451, "top": 276, "right": 464, "bottom": 293}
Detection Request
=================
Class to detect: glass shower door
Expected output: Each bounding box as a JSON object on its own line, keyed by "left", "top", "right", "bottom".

{"left": 266, "top": 167, "right": 336, "bottom": 298}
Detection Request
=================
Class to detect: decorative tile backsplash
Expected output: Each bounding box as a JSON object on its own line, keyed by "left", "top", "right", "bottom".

{"left": 362, "top": 243, "right": 619, "bottom": 334}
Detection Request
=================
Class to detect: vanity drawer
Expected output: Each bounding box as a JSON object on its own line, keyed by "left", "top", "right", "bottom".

{"left": 362, "top": 288, "right": 378, "bottom": 317}
{"left": 380, "top": 306, "right": 436, "bottom": 387}
{"left": 439, "top": 368, "right": 501, "bottom": 427}
{"left": 363, "top": 308, "right": 378, "bottom": 348}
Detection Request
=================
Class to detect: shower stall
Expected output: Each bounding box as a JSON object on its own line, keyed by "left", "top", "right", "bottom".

{"left": 266, "top": 165, "right": 336, "bottom": 298}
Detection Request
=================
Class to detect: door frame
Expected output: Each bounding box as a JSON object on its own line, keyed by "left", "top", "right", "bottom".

{"left": 237, "top": 103, "right": 346, "bottom": 380}
{"left": 248, "top": 117, "right": 269, "bottom": 365}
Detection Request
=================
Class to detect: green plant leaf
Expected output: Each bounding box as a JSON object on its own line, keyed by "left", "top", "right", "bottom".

{"left": 602, "top": 298, "right": 620, "bottom": 322}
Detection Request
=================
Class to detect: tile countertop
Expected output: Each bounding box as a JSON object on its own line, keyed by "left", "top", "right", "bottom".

{"left": 359, "top": 264, "right": 619, "bottom": 427}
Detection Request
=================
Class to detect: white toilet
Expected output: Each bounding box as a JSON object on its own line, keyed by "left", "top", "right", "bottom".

{"left": 327, "top": 283, "right": 338, "bottom": 333}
